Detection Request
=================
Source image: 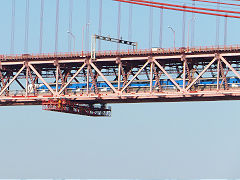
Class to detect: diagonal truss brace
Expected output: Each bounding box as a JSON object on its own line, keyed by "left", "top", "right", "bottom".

{"left": 58, "top": 63, "right": 86, "bottom": 95}
{"left": 186, "top": 57, "right": 217, "bottom": 91}
{"left": 153, "top": 59, "right": 183, "bottom": 91}
{"left": 90, "top": 62, "right": 118, "bottom": 93}
{"left": 0, "top": 65, "right": 25, "bottom": 96}
{"left": 29, "top": 64, "right": 56, "bottom": 95}
{"left": 220, "top": 55, "right": 240, "bottom": 80}
{"left": 121, "top": 61, "right": 149, "bottom": 93}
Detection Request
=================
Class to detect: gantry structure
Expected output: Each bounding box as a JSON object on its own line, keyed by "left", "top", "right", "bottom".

{"left": 1, "top": 45, "right": 240, "bottom": 116}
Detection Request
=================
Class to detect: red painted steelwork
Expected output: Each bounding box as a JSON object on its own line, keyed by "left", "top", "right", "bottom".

{"left": 126, "top": 0, "right": 240, "bottom": 14}
{"left": 42, "top": 99, "right": 111, "bottom": 117}
{"left": 192, "top": 0, "right": 240, "bottom": 7}
{"left": 2, "top": 45, "right": 240, "bottom": 116}
{"left": 114, "top": 0, "right": 240, "bottom": 18}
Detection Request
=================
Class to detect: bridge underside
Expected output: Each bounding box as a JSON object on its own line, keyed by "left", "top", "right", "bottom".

{"left": 1, "top": 46, "right": 240, "bottom": 115}
{"left": 1, "top": 92, "right": 240, "bottom": 106}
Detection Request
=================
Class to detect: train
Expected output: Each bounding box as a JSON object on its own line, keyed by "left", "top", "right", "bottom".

{"left": 27, "top": 76, "right": 240, "bottom": 93}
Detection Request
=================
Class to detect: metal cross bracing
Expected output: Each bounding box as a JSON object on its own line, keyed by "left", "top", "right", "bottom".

{"left": 2, "top": 45, "right": 240, "bottom": 116}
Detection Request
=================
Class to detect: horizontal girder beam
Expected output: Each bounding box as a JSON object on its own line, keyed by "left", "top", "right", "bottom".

{"left": 1, "top": 48, "right": 240, "bottom": 109}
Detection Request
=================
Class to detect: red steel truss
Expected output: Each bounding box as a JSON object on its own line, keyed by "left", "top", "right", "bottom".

{"left": 1, "top": 45, "right": 240, "bottom": 116}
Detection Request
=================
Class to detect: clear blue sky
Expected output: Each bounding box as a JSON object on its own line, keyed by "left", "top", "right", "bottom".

{"left": 0, "top": 0, "right": 240, "bottom": 177}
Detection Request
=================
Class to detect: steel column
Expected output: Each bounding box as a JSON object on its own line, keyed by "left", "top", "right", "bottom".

{"left": 87, "top": 64, "right": 89, "bottom": 94}
{"left": 25, "top": 65, "right": 29, "bottom": 96}
{"left": 56, "top": 65, "right": 59, "bottom": 93}
{"left": 217, "top": 59, "right": 220, "bottom": 90}
{"left": 28, "top": 66, "right": 37, "bottom": 95}
{"left": 153, "top": 63, "right": 162, "bottom": 91}
{"left": 0, "top": 71, "right": 6, "bottom": 91}
{"left": 150, "top": 62, "right": 153, "bottom": 92}
{"left": 118, "top": 63, "right": 121, "bottom": 90}
{"left": 183, "top": 59, "right": 186, "bottom": 89}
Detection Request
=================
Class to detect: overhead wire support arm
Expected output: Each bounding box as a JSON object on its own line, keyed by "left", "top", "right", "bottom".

{"left": 96, "top": 34, "right": 137, "bottom": 48}
{"left": 91, "top": 34, "right": 138, "bottom": 59}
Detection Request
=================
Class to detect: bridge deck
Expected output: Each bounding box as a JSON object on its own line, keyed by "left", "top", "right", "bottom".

{"left": 1, "top": 45, "right": 240, "bottom": 108}
{"left": 1, "top": 45, "right": 240, "bottom": 62}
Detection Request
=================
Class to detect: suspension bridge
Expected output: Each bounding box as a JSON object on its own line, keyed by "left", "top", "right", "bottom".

{"left": 1, "top": 0, "right": 240, "bottom": 116}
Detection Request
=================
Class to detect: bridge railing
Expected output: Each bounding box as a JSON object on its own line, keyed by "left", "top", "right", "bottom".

{"left": 1, "top": 44, "right": 240, "bottom": 60}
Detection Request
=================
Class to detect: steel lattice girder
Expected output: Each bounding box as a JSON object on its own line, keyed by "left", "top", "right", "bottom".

{"left": 1, "top": 50, "right": 240, "bottom": 106}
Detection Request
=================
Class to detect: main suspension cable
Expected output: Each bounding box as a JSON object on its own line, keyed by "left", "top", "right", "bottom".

{"left": 114, "top": 0, "right": 240, "bottom": 18}
{"left": 121, "top": 0, "right": 240, "bottom": 14}
{"left": 192, "top": 0, "right": 240, "bottom": 7}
